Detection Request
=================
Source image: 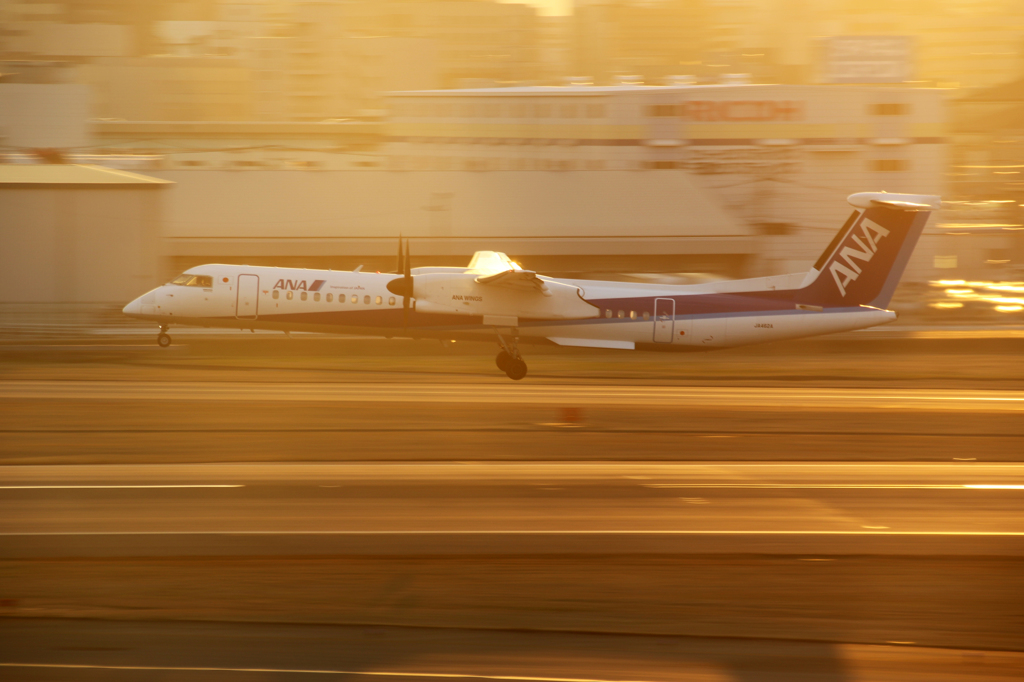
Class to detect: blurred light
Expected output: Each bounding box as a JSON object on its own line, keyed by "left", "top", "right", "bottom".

{"left": 929, "top": 302, "right": 963, "bottom": 309}
{"left": 944, "top": 288, "right": 974, "bottom": 297}
{"left": 994, "top": 305, "right": 1023, "bottom": 313}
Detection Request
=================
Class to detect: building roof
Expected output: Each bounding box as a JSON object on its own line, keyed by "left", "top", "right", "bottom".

{"left": 0, "top": 164, "right": 173, "bottom": 187}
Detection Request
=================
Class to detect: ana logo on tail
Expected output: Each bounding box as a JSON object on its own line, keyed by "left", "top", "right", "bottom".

{"left": 829, "top": 218, "right": 891, "bottom": 297}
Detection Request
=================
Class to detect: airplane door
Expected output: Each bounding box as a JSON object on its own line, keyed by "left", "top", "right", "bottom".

{"left": 236, "top": 274, "right": 259, "bottom": 320}
{"left": 653, "top": 297, "right": 675, "bottom": 343}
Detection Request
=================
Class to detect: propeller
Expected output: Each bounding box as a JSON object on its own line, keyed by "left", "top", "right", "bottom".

{"left": 387, "top": 237, "right": 414, "bottom": 326}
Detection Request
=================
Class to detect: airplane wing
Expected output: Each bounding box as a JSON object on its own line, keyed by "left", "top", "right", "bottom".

{"left": 474, "top": 268, "right": 550, "bottom": 295}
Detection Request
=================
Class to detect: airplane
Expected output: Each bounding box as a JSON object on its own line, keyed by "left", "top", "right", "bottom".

{"left": 123, "top": 191, "right": 940, "bottom": 380}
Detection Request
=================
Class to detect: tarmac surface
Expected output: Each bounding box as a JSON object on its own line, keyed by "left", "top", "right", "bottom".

{"left": 2, "top": 619, "right": 1024, "bottom": 682}
{"left": 2, "top": 461, "right": 1024, "bottom": 557}
{"left": 2, "top": 343, "right": 1023, "bottom": 679}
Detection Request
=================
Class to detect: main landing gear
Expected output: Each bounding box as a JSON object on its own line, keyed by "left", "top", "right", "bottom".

{"left": 495, "top": 331, "right": 527, "bottom": 381}
{"left": 156, "top": 325, "right": 172, "bottom": 348}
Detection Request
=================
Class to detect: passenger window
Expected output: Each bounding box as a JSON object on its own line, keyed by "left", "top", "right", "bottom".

{"left": 286, "top": 291, "right": 293, "bottom": 300}
{"left": 301, "top": 292, "right": 308, "bottom": 301}
{"left": 375, "top": 295, "right": 382, "bottom": 305}
{"left": 351, "top": 295, "right": 357, "bottom": 304}
{"left": 364, "top": 295, "right": 371, "bottom": 304}
{"left": 630, "top": 311, "right": 637, "bottom": 319}
{"left": 272, "top": 290, "right": 279, "bottom": 299}
{"left": 326, "top": 293, "right": 333, "bottom": 302}
{"left": 389, "top": 296, "right": 396, "bottom": 306}
{"left": 617, "top": 310, "right": 624, "bottom": 318}
{"left": 313, "top": 292, "right": 320, "bottom": 302}
{"left": 605, "top": 309, "right": 612, "bottom": 318}
{"left": 642, "top": 311, "right": 650, "bottom": 321}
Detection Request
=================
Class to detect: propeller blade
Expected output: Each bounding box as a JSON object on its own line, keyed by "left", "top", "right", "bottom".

{"left": 396, "top": 234, "right": 403, "bottom": 274}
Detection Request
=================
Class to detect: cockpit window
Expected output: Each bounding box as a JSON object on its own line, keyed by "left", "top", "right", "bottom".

{"left": 171, "top": 274, "right": 213, "bottom": 288}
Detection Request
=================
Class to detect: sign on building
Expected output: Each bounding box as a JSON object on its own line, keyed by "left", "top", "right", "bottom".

{"left": 821, "top": 36, "right": 913, "bottom": 84}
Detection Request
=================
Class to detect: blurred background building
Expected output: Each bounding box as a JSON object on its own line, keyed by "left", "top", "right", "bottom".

{"left": 1, "top": 0, "right": 1023, "bottom": 310}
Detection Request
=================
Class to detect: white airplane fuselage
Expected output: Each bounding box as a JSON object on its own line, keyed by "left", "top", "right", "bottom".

{"left": 123, "top": 192, "right": 940, "bottom": 377}
{"left": 122, "top": 263, "right": 895, "bottom": 352}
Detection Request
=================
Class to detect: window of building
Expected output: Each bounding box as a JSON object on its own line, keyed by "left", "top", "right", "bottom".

{"left": 561, "top": 103, "right": 577, "bottom": 118}
{"left": 272, "top": 290, "right": 279, "bottom": 299}
{"left": 873, "top": 103, "right": 909, "bottom": 116}
{"left": 364, "top": 295, "right": 371, "bottom": 304}
{"left": 286, "top": 291, "right": 294, "bottom": 300}
{"left": 872, "top": 159, "right": 909, "bottom": 172}
{"left": 389, "top": 296, "right": 396, "bottom": 306}
{"left": 326, "top": 293, "right": 333, "bottom": 302}
{"left": 648, "top": 104, "right": 676, "bottom": 117}
{"left": 375, "top": 295, "right": 382, "bottom": 305}
{"left": 351, "top": 295, "right": 358, "bottom": 304}
{"left": 587, "top": 103, "right": 605, "bottom": 118}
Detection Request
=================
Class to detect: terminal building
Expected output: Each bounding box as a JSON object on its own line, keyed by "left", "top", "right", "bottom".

{"left": 385, "top": 83, "right": 946, "bottom": 273}
{"left": 2, "top": 81, "right": 950, "bottom": 304}
{"left": 144, "top": 83, "right": 946, "bottom": 281}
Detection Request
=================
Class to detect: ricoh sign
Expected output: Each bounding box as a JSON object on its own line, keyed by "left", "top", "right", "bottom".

{"left": 677, "top": 101, "right": 805, "bottom": 122}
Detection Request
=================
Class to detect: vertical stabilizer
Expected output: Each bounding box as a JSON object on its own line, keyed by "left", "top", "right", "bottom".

{"left": 796, "top": 193, "right": 939, "bottom": 309}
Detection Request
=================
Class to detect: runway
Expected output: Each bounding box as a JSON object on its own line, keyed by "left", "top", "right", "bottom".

{"left": 3, "top": 461, "right": 1023, "bottom": 557}
{"left": 3, "top": 619, "right": 1024, "bottom": 682}
{"left": 2, "top": 359, "right": 1023, "bottom": 670}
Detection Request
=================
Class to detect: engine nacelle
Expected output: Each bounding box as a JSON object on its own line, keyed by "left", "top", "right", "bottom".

{"left": 410, "top": 273, "right": 599, "bottom": 320}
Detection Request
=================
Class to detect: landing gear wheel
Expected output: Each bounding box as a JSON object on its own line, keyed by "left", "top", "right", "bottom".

{"left": 505, "top": 358, "right": 527, "bottom": 381}
{"left": 157, "top": 333, "right": 172, "bottom": 348}
{"left": 495, "top": 350, "right": 512, "bottom": 372}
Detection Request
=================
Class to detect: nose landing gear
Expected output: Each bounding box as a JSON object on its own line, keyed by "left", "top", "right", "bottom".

{"left": 157, "top": 326, "right": 172, "bottom": 348}
{"left": 495, "top": 331, "right": 527, "bottom": 381}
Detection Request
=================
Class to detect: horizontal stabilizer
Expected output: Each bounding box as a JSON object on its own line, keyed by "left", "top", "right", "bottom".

{"left": 847, "top": 192, "right": 941, "bottom": 212}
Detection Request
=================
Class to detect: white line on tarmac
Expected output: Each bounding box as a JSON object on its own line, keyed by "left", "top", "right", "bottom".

{"left": 0, "top": 662, "right": 661, "bottom": 682}
{"left": 964, "top": 484, "right": 1024, "bottom": 489}
{"left": 0, "top": 481, "right": 242, "bottom": 485}
{"left": 1, "top": 530, "right": 1022, "bottom": 536}
{"left": 645, "top": 484, "right": 1024, "bottom": 489}
{"left": 1, "top": 381, "right": 1022, "bottom": 411}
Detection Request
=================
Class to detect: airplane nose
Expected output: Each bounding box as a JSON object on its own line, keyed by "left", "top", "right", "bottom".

{"left": 122, "top": 297, "right": 142, "bottom": 316}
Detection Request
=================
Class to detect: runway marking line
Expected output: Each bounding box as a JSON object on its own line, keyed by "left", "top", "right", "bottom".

{"left": 964, "top": 484, "right": 1024, "bottom": 490}
{"left": 645, "top": 484, "right": 1024, "bottom": 490}
{"left": 0, "top": 485, "right": 244, "bottom": 490}
{"left": 1, "top": 530, "right": 1022, "bottom": 537}
{"left": 0, "top": 662, "right": 659, "bottom": 682}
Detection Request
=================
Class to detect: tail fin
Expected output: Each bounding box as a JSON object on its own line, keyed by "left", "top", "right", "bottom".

{"left": 796, "top": 192, "right": 940, "bottom": 309}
